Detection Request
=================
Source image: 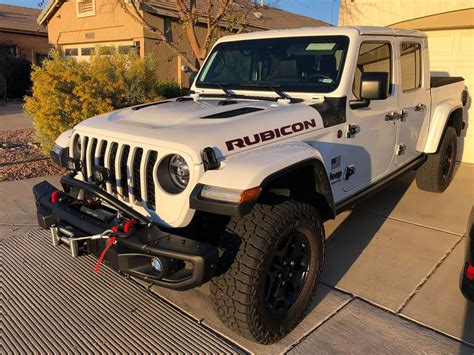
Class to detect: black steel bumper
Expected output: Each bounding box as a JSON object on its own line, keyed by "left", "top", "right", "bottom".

{"left": 460, "top": 207, "right": 474, "bottom": 302}
{"left": 33, "top": 176, "right": 218, "bottom": 291}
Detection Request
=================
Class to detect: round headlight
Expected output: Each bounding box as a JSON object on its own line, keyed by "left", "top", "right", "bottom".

{"left": 168, "top": 154, "right": 189, "bottom": 190}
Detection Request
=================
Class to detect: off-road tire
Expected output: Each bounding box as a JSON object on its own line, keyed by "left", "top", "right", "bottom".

{"left": 416, "top": 127, "right": 457, "bottom": 193}
{"left": 210, "top": 199, "right": 325, "bottom": 344}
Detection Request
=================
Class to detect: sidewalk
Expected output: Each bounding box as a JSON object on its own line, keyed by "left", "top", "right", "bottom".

{"left": 0, "top": 102, "right": 32, "bottom": 131}
{"left": 1, "top": 166, "right": 473, "bottom": 353}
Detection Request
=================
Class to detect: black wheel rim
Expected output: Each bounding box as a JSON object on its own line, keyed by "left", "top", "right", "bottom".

{"left": 442, "top": 142, "right": 454, "bottom": 179}
{"left": 264, "top": 231, "right": 310, "bottom": 312}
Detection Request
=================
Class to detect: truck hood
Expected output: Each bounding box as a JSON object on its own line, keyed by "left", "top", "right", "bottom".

{"left": 74, "top": 97, "right": 327, "bottom": 163}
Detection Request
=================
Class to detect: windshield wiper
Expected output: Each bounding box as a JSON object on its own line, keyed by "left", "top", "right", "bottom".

{"left": 242, "top": 83, "right": 295, "bottom": 102}
{"left": 203, "top": 82, "right": 235, "bottom": 98}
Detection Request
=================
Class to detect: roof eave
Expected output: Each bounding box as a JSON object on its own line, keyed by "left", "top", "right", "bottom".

{"left": 37, "top": 0, "right": 64, "bottom": 26}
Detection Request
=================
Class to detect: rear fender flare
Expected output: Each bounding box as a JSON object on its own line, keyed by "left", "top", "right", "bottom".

{"left": 422, "top": 99, "right": 463, "bottom": 154}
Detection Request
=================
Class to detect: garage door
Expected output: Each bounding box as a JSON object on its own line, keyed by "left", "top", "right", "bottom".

{"left": 426, "top": 29, "right": 474, "bottom": 163}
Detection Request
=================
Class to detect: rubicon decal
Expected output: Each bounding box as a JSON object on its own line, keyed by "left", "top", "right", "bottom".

{"left": 225, "top": 119, "right": 317, "bottom": 151}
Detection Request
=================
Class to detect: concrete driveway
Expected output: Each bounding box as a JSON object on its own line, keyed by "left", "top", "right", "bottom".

{"left": 1, "top": 165, "right": 473, "bottom": 353}
{"left": 0, "top": 102, "right": 32, "bottom": 131}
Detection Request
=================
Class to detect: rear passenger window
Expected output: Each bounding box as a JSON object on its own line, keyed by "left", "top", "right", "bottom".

{"left": 400, "top": 42, "right": 422, "bottom": 91}
{"left": 352, "top": 42, "right": 392, "bottom": 99}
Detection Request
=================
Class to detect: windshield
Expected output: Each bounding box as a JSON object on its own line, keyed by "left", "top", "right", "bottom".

{"left": 196, "top": 36, "right": 350, "bottom": 94}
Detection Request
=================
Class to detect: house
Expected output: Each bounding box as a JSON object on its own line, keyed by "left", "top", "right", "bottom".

{"left": 37, "top": 0, "right": 328, "bottom": 86}
{"left": 0, "top": 4, "right": 49, "bottom": 64}
{"left": 339, "top": 0, "right": 474, "bottom": 163}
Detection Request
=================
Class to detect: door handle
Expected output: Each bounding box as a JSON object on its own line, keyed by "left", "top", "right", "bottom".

{"left": 414, "top": 103, "right": 427, "bottom": 112}
{"left": 385, "top": 110, "right": 407, "bottom": 121}
{"left": 385, "top": 111, "right": 401, "bottom": 121}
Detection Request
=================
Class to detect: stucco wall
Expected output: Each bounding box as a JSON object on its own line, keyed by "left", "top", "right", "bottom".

{"left": 47, "top": 0, "right": 143, "bottom": 46}
{"left": 0, "top": 30, "right": 49, "bottom": 64}
{"left": 338, "top": 0, "right": 472, "bottom": 27}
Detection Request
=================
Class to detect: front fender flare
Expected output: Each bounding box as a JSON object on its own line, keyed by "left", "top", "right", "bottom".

{"left": 191, "top": 141, "right": 334, "bottom": 218}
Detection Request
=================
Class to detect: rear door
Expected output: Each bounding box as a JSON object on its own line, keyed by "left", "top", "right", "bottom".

{"left": 395, "top": 38, "right": 430, "bottom": 165}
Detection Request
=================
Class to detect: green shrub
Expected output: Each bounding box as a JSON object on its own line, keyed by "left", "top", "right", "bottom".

{"left": 155, "top": 80, "right": 188, "bottom": 99}
{"left": 24, "top": 49, "right": 183, "bottom": 151}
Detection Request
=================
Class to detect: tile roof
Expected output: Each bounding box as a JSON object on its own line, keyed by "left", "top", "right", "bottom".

{"left": 143, "top": 0, "right": 329, "bottom": 30}
{"left": 0, "top": 4, "right": 47, "bottom": 34}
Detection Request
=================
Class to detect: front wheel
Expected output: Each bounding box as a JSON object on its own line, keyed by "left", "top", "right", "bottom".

{"left": 416, "top": 127, "right": 457, "bottom": 193}
{"left": 210, "top": 199, "right": 325, "bottom": 344}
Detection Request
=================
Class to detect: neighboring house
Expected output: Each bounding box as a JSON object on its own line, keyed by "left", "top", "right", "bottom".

{"left": 339, "top": 0, "right": 474, "bottom": 163}
{"left": 38, "top": 0, "right": 328, "bottom": 86}
{"left": 0, "top": 4, "right": 49, "bottom": 64}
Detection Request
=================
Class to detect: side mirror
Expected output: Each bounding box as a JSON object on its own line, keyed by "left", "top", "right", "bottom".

{"left": 361, "top": 72, "right": 389, "bottom": 100}
{"left": 350, "top": 71, "right": 389, "bottom": 109}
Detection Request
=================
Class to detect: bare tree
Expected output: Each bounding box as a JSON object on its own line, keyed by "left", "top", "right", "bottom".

{"left": 120, "top": 0, "right": 258, "bottom": 71}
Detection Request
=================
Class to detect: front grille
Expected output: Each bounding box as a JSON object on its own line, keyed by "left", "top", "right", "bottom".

{"left": 73, "top": 134, "right": 160, "bottom": 210}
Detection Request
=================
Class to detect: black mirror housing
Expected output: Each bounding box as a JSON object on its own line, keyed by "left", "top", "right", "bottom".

{"left": 360, "top": 72, "right": 389, "bottom": 100}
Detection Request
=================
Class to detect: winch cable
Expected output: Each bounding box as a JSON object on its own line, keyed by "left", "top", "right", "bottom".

{"left": 94, "top": 236, "right": 117, "bottom": 273}
{"left": 93, "top": 220, "right": 136, "bottom": 273}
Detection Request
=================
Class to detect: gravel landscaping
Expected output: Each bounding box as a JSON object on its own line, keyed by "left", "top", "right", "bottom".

{"left": 0, "top": 129, "right": 65, "bottom": 181}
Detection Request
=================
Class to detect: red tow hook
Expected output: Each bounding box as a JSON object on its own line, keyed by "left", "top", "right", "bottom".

{"left": 467, "top": 265, "right": 474, "bottom": 281}
{"left": 123, "top": 219, "right": 136, "bottom": 233}
{"left": 51, "top": 190, "right": 62, "bottom": 203}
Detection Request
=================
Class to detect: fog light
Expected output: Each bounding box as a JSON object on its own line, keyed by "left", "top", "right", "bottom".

{"left": 151, "top": 257, "right": 163, "bottom": 273}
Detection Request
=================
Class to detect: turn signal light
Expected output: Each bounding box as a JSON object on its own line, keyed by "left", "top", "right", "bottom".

{"left": 467, "top": 265, "right": 474, "bottom": 281}
{"left": 201, "top": 185, "right": 262, "bottom": 203}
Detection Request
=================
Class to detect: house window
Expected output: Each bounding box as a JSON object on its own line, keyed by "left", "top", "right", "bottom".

{"left": 65, "top": 48, "right": 78, "bottom": 56}
{"left": 400, "top": 42, "right": 422, "bottom": 92}
{"left": 76, "top": 0, "right": 95, "bottom": 18}
{"left": 352, "top": 42, "right": 392, "bottom": 99}
{"left": 34, "top": 53, "right": 48, "bottom": 65}
{"left": 81, "top": 47, "right": 95, "bottom": 56}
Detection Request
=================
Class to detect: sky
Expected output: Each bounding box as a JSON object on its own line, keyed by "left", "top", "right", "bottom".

{"left": 0, "top": 0, "right": 340, "bottom": 25}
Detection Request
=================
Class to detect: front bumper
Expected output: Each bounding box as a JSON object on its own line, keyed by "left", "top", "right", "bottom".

{"left": 33, "top": 176, "right": 218, "bottom": 291}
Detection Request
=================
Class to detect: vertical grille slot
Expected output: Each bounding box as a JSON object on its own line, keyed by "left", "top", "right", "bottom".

{"left": 146, "top": 151, "right": 158, "bottom": 209}
{"left": 132, "top": 148, "right": 143, "bottom": 202}
{"left": 109, "top": 143, "right": 118, "bottom": 191}
{"left": 120, "top": 145, "right": 130, "bottom": 198}
{"left": 88, "top": 138, "right": 98, "bottom": 181}
{"left": 81, "top": 136, "right": 89, "bottom": 179}
{"left": 97, "top": 140, "right": 107, "bottom": 167}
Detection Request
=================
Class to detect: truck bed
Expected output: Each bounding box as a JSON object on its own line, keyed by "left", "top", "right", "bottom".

{"left": 430, "top": 76, "right": 464, "bottom": 88}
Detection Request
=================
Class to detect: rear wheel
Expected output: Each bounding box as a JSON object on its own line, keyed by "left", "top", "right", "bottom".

{"left": 210, "top": 199, "right": 325, "bottom": 344}
{"left": 416, "top": 127, "right": 457, "bottom": 193}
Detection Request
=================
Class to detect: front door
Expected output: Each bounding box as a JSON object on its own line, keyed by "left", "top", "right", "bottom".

{"left": 342, "top": 39, "right": 398, "bottom": 193}
{"left": 395, "top": 38, "right": 430, "bottom": 165}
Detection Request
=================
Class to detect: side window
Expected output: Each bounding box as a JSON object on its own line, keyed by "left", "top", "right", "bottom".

{"left": 352, "top": 42, "right": 392, "bottom": 99}
{"left": 400, "top": 42, "right": 422, "bottom": 91}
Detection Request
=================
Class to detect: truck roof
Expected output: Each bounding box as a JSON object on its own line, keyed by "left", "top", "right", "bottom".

{"left": 217, "top": 26, "right": 427, "bottom": 43}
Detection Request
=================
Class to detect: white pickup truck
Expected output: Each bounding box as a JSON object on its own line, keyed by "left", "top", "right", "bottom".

{"left": 34, "top": 26, "right": 468, "bottom": 344}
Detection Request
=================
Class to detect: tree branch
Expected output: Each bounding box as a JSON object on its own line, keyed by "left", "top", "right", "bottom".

{"left": 120, "top": 0, "right": 198, "bottom": 71}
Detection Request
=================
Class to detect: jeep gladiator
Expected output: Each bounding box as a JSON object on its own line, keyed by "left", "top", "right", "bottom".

{"left": 34, "top": 26, "right": 468, "bottom": 344}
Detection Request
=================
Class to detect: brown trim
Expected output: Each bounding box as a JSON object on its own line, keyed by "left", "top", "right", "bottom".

{"left": 0, "top": 27, "right": 47, "bottom": 37}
